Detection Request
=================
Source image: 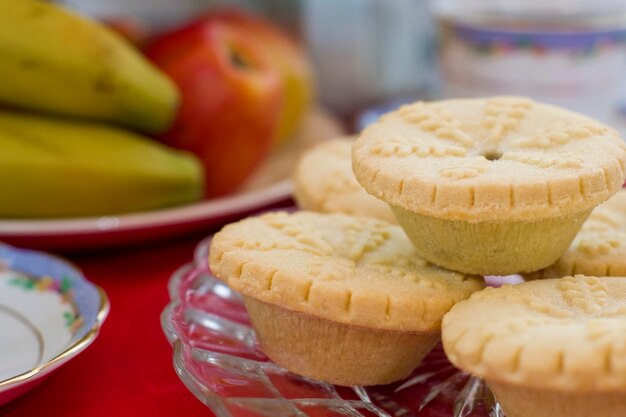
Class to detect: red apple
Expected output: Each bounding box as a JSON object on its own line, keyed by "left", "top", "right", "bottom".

{"left": 145, "top": 17, "right": 282, "bottom": 197}
{"left": 199, "top": 10, "right": 314, "bottom": 148}
{"left": 147, "top": 10, "right": 314, "bottom": 150}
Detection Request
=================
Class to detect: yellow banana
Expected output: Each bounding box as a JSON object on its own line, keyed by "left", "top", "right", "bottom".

{"left": 0, "top": 0, "right": 178, "bottom": 134}
{"left": 0, "top": 111, "right": 203, "bottom": 218}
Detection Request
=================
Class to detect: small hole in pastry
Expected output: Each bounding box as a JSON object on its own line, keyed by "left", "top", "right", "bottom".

{"left": 483, "top": 150, "right": 503, "bottom": 161}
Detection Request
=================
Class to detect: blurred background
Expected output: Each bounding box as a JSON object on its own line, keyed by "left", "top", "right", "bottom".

{"left": 3, "top": 0, "right": 626, "bottom": 233}
{"left": 62, "top": 0, "right": 626, "bottom": 127}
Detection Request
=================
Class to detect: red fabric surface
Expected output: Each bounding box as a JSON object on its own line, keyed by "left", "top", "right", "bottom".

{"left": 2, "top": 236, "right": 214, "bottom": 417}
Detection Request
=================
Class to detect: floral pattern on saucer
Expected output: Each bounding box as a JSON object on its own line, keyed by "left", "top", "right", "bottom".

{"left": 0, "top": 244, "right": 109, "bottom": 406}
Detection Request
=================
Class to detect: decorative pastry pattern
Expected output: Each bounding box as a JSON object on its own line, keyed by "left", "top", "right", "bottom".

{"left": 576, "top": 234, "right": 621, "bottom": 256}
{"left": 209, "top": 211, "right": 483, "bottom": 332}
{"left": 514, "top": 123, "right": 611, "bottom": 149}
{"left": 292, "top": 139, "right": 397, "bottom": 223}
{"left": 369, "top": 136, "right": 466, "bottom": 158}
{"left": 502, "top": 152, "right": 583, "bottom": 169}
{"left": 557, "top": 275, "right": 609, "bottom": 315}
{"left": 526, "top": 190, "right": 626, "bottom": 279}
{"left": 443, "top": 276, "right": 626, "bottom": 391}
{"left": 483, "top": 97, "right": 532, "bottom": 145}
{"left": 401, "top": 107, "right": 476, "bottom": 148}
{"left": 440, "top": 160, "right": 489, "bottom": 180}
{"left": 352, "top": 97, "right": 626, "bottom": 221}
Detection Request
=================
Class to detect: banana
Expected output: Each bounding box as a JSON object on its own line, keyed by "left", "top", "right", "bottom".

{"left": 0, "top": 111, "right": 204, "bottom": 218}
{"left": 0, "top": 0, "right": 179, "bottom": 134}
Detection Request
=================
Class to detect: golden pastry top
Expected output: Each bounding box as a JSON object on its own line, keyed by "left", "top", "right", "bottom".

{"left": 209, "top": 211, "right": 483, "bottom": 332}
{"left": 293, "top": 138, "right": 396, "bottom": 223}
{"left": 443, "top": 275, "right": 626, "bottom": 392}
{"left": 352, "top": 97, "right": 626, "bottom": 221}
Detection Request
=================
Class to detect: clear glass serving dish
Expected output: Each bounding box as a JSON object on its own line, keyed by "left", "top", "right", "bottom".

{"left": 162, "top": 237, "right": 507, "bottom": 417}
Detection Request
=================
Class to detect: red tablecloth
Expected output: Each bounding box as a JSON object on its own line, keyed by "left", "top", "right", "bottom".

{"left": 2, "top": 235, "right": 215, "bottom": 417}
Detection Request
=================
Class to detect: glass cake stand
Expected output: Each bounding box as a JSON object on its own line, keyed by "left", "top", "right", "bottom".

{"left": 162, "top": 237, "right": 508, "bottom": 417}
